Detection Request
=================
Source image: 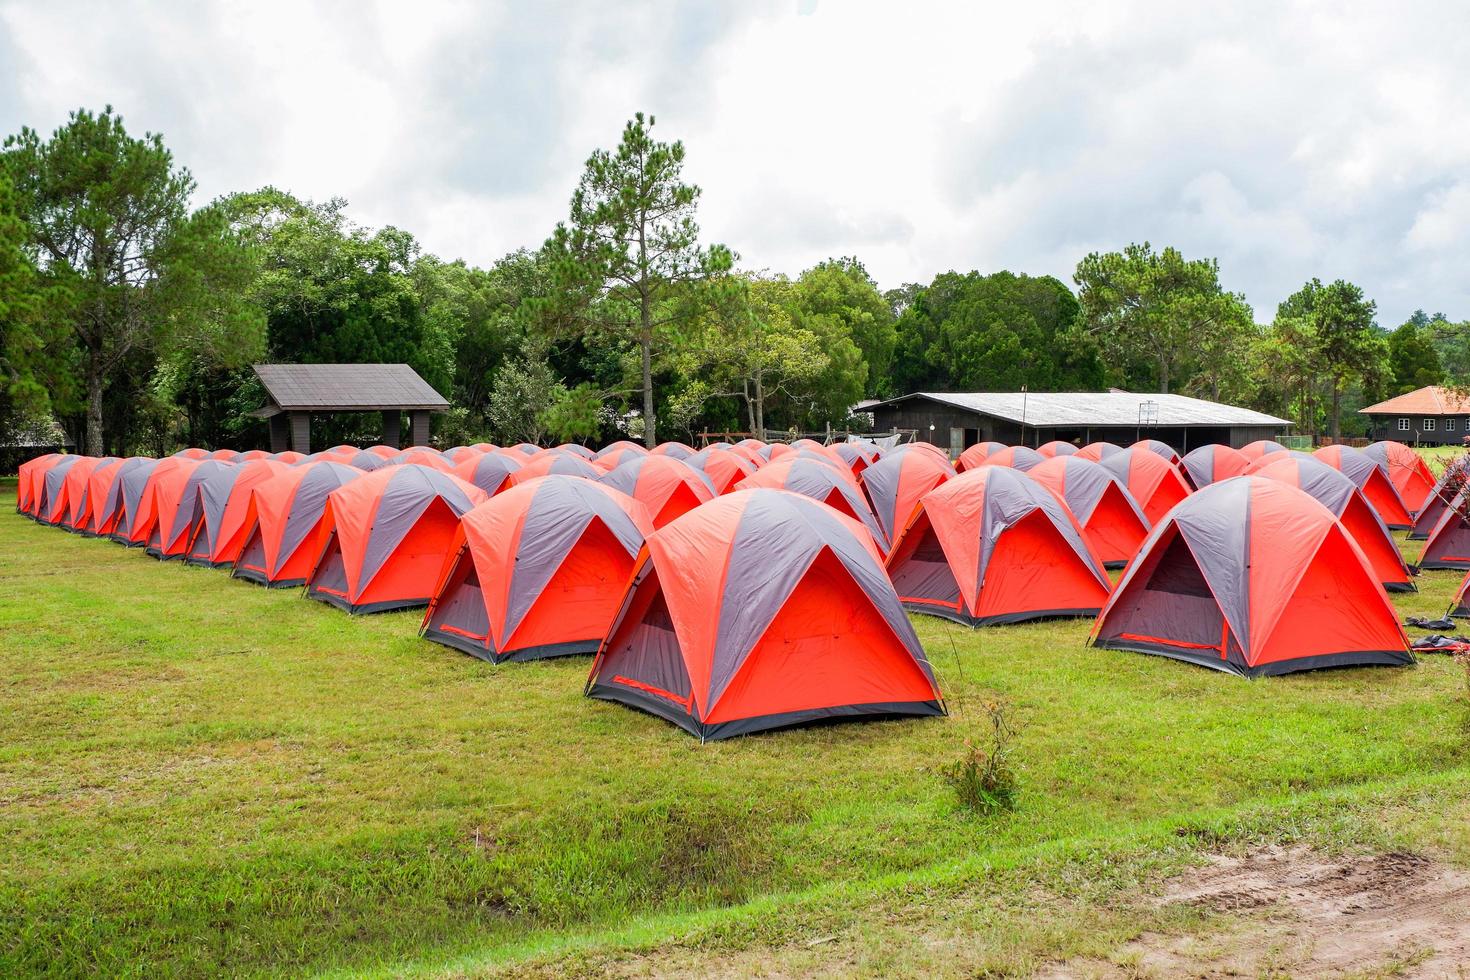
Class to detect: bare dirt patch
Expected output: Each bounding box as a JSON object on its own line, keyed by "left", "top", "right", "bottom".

{"left": 1043, "top": 845, "right": 1470, "bottom": 978}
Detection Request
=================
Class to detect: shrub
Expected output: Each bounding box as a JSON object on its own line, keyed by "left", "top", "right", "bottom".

{"left": 941, "top": 699, "right": 1018, "bottom": 815}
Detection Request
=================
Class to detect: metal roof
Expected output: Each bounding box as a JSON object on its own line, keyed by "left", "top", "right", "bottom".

{"left": 870, "top": 391, "right": 1290, "bottom": 428}
{"left": 253, "top": 364, "right": 449, "bottom": 412}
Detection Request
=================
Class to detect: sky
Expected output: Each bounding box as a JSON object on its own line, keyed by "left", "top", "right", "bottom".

{"left": 3, "top": 0, "right": 1469, "bottom": 327}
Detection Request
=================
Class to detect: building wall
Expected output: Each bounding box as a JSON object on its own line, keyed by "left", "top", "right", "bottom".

{"left": 1365, "top": 414, "right": 1470, "bottom": 446}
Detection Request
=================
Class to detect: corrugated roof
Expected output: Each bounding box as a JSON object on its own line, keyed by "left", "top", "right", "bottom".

{"left": 871, "top": 391, "right": 1291, "bottom": 428}
{"left": 1360, "top": 385, "right": 1470, "bottom": 416}
{"left": 253, "top": 364, "right": 449, "bottom": 411}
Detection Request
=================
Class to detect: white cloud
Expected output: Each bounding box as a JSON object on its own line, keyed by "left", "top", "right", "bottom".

{"left": 2, "top": 0, "right": 1469, "bottom": 324}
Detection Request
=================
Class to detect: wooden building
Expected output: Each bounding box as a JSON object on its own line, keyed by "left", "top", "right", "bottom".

{"left": 865, "top": 391, "right": 1290, "bottom": 455}
{"left": 252, "top": 363, "right": 449, "bottom": 454}
{"left": 1360, "top": 386, "right": 1470, "bottom": 446}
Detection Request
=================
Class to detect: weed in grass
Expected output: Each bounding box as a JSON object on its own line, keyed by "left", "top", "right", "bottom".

{"left": 940, "top": 699, "right": 1018, "bottom": 815}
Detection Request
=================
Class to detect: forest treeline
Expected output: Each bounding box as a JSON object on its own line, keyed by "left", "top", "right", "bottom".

{"left": 1, "top": 108, "right": 1464, "bottom": 453}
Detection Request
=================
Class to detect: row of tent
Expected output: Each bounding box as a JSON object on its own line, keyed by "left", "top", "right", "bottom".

{"left": 10, "top": 436, "right": 1455, "bottom": 739}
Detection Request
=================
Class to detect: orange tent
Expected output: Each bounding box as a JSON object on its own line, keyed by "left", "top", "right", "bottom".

{"left": 232, "top": 461, "right": 363, "bottom": 588}
{"left": 1100, "top": 447, "right": 1192, "bottom": 524}
{"left": 1091, "top": 477, "right": 1410, "bottom": 676}
{"left": 1312, "top": 445, "right": 1413, "bottom": 529}
{"left": 1250, "top": 454, "right": 1413, "bottom": 592}
{"left": 1028, "top": 455, "right": 1150, "bottom": 568}
{"left": 586, "top": 489, "right": 945, "bottom": 740}
{"left": 734, "top": 457, "right": 887, "bottom": 550}
{"left": 955, "top": 441, "right": 1008, "bottom": 473}
{"left": 1363, "top": 441, "right": 1438, "bottom": 515}
{"left": 886, "top": 466, "right": 1111, "bottom": 625}
{"left": 306, "top": 465, "right": 487, "bottom": 613}
{"left": 598, "top": 455, "right": 716, "bottom": 528}
{"left": 422, "top": 476, "right": 654, "bottom": 662}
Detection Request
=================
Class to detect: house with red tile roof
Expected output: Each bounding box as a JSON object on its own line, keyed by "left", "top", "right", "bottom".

{"left": 1360, "top": 385, "right": 1470, "bottom": 445}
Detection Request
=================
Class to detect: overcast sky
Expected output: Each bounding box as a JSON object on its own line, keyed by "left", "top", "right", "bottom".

{"left": 3, "top": 0, "right": 1468, "bottom": 326}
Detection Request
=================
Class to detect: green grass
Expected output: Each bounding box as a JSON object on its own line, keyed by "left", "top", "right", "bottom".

{"left": 5, "top": 475, "right": 1470, "bottom": 977}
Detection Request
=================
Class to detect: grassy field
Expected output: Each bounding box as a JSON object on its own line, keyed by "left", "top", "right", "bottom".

{"left": 6, "top": 471, "right": 1470, "bottom": 977}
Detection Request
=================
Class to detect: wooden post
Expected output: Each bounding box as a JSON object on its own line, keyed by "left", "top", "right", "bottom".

{"left": 410, "top": 410, "right": 430, "bottom": 448}
{"left": 382, "top": 411, "right": 401, "bottom": 449}
{"left": 289, "top": 412, "right": 311, "bottom": 455}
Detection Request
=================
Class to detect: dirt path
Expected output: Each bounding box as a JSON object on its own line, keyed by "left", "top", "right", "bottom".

{"left": 1043, "top": 846, "right": 1470, "bottom": 978}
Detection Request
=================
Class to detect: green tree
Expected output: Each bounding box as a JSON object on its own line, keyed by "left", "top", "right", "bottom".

{"left": 673, "top": 273, "right": 830, "bottom": 435}
{"left": 1387, "top": 318, "right": 1444, "bottom": 395}
{"left": 0, "top": 170, "right": 73, "bottom": 423}
{"left": 2, "top": 107, "right": 264, "bottom": 454}
{"left": 1272, "top": 278, "right": 1387, "bottom": 440}
{"left": 891, "top": 270, "right": 1102, "bottom": 393}
{"left": 791, "top": 257, "right": 895, "bottom": 396}
{"left": 1073, "top": 242, "right": 1251, "bottom": 393}
{"left": 547, "top": 112, "right": 732, "bottom": 446}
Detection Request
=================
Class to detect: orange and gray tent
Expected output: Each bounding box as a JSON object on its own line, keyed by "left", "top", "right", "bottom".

{"left": 1028, "top": 456, "right": 1150, "bottom": 568}
{"left": 306, "top": 465, "right": 488, "bottom": 613}
{"left": 1075, "top": 441, "right": 1124, "bottom": 463}
{"left": 82, "top": 457, "right": 134, "bottom": 535}
{"left": 686, "top": 446, "right": 758, "bottom": 494}
{"left": 554, "top": 443, "right": 598, "bottom": 460}
{"left": 886, "top": 466, "right": 1111, "bottom": 625}
{"left": 783, "top": 448, "right": 863, "bottom": 485}
{"left": 174, "top": 447, "right": 210, "bottom": 460}
{"left": 16, "top": 453, "right": 60, "bottom": 517}
{"left": 650, "top": 442, "right": 696, "bottom": 460}
{"left": 28, "top": 454, "right": 80, "bottom": 523}
{"left": 860, "top": 445, "right": 955, "bottom": 548}
{"left": 272, "top": 450, "right": 308, "bottom": 464}
{"left": 594, "top": 441, "right": 648, "bottom": 470}
{"left": 388, "top": 448, "right": 456, "bottom": 473}
{"left": 517, "top": 450, "right": 603, "bottom": 482}
{"left": 1239, "top": 440, "right": 1288, "bottom": 462}
{"left": 1131, "top": 439, "right": 1181, "bottom": 465}
{"left": 107, "top": 457, "right": 165, "bottom": 543}
{"left": 586, "top": 489, "right": 945, "bottom": 740}
{"left": 237, "top": 449, "right": 272, "bottom": 461}
{"left": 36, "top": 455, "right": 87, "bottom": 526}
{"left": 145, "top": 459, "right": 236, "bottom": 559}
{"left": 598, "top": 455, "right": 716, "bottom": 529}
{"left": 1100, "top": 447, "right": 1192, "bottom": 525}
{"left": 955, "top": 441, "right": 1008, "bottom": 472}
{"left": 453, "top": 451, "right": 522, "bottom": 496}
{"left": 1037, "top": 440, "right": 1078, "bottom": 458}
{"left": 60, "top": 457, "right": 120, "bottom": 530}
{"left": 1417, "top": 499, "right": 1470, "bottom": 570}
{"left": 209, "top": 449, "right": 239, "bottom": 461}
{"left": 830, "top": 441, "right": 881, "bottom": 475}
{"left": 441, "top": 446, "right": 481, "bottom": 462}
{"left": 1363, "top": 440, "right": 1437, "bottom": 515}
{"left": 1312, "top": 445, "right": 1413, "bottom": 528}
{"left": 184, "top": 459, "right": 288, "bottom": 566}
{"left": 334, "top": 448, "right": 387, "bottom": 471}
{"left": 422, "top": 476, "right": 655, "bottom": 662}
{"left": 1250, "top": 454, "right": 1413, "bottom": 592}
{"left": 967, "top": 445, "right": 1043, "bottom": 472}
{"left": 735, "top": 457, "right": 888, "bottom": 550}
{"left": 1090, "top": 477, "right": 1411, "bottom": 677}
{"left": 1410, "top": 462, "right": 1469, "bottom": 539}
{"left": 1181, "top": 444, "right": 1249, "bottom": 489}
{"left": 233, "top": 461, "right": 364, "bottom": 587}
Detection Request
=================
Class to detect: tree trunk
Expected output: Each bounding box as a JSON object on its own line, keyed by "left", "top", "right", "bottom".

{"left": 85, "top": 354, "right": 105, "bottom": 457}
{"left": 743, "top": 378, "right": 755, "bottom": 434}
{"left": 640, "top": 312, "right": 655, "bottom": 448}
{"left": 754, "top": 370, "right": 765, "bottom": 439}
{"left": 1158, "top": 356, "right": 1170, "bottom": 394}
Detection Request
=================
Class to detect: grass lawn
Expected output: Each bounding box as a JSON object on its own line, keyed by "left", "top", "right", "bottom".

{"left": 5, "top": 472, "right": 1470, "bottom": 977}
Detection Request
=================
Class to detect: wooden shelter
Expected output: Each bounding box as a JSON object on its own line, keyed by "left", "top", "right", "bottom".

{"left": 252, "top": 364, "right": 449, "bottom": 454}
